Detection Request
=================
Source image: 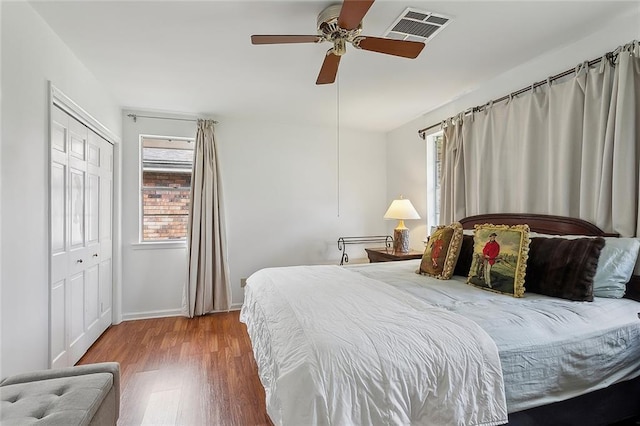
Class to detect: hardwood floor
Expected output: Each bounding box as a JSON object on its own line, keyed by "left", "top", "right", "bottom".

{"left": 78, "top": 311, "right": 640, "bottom": 426}
{"left": 78, "top": 311, "right": 271, "bottom": 426}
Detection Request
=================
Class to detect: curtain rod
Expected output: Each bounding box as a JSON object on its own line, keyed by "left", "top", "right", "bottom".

{"left": 417, "top": 48, "right": 620, "bottom": 140}
{"left": 127, "top": 113, "right": 218, "bottom": 124}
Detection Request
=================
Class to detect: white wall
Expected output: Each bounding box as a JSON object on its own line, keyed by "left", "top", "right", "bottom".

{"left": 387, "top": 8, "right": 640, "bottom": 230}
{"left": 121, "top": 112, "right": 388, "bottom": 317}
{"left": 219, "top": 117, "right": 388, "bottom": 306}
{"left": 0, "top": 2, "right": 121, "bottom": 378}
{"left": 121, "top": 110, "right": 196, "bottom": 319}
{"left": 384, "top": 123, "right": 428, "bottom": 251}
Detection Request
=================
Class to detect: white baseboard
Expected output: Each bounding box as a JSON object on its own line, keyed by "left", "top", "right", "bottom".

{"left": 122, "top": 304, "right": 243, "bottom": 321}
{"left": 122, "top": 309, "right": 183, "bottom": 321}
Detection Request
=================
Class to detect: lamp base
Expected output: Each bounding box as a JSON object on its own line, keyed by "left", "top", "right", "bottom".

{"left": 393, "top": 228, "right": 410, "bottom": 253}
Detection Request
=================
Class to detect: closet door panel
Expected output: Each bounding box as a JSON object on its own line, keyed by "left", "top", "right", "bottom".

{"left": 68, "top": 272, "right": 85, "bottom": 350}
{"left": 101, "top": 178, "right": 112, "bottom": 244}
{"left": 100, "top": 258, "right": 112, "bottom": 318}
{"left": 69, "top": 117, "right": 86, "bottom": 161}
{"left": 85, "top": 264, "right": 100, "bottom": 334}
{"left": 52, "top": 125, "right": 66, "bottom": 152}
{"left": 87, "top": 172, "right": 100, "bottom": 247}
{"left": 87, "top": 131, "right": 101, "bottom": 251}
{"left": 50, "top": 280, "right": 67, "bottom": 369}
{"left": 69, "top": 168, "right": 85, "bottom": 250}
{"left": 88, "top": 142, "right": 100, "bottom": 167}
{"left": 51, "top": 107, "right": 67, "bottom": 153}
{"left": 50, "top": 161, "right": 68, "bottom": 283}
{"left": 51, "top": 163, "right": 66, "bottom": 254}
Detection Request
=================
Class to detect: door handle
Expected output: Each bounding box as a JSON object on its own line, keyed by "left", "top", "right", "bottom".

{"left": 76, "top": 259, "right": 83, "bottom": 263}
{"left": 93, "top": 253, "right": 98, "bottom": 257}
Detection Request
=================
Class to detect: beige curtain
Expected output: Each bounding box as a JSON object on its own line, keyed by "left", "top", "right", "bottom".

{"left": 183, "top": 119, "right": 231, "bottom": 317}
{"left": 440, "top": 41, "right": 640, "bottom": 237}
{"left": 441, "top": 113, "right": 467, "bottom": 223}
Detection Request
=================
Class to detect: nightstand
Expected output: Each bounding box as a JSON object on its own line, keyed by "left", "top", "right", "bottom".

{"left": 365, "top": 248, "right": 424, "bottom": 263}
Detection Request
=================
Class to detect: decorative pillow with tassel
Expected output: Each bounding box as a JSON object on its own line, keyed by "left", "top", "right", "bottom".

{"left": 417, "top": 222, "right": 463, "bottom": 279}
{"left": 467, "top": 224, "right": 530, "bottom": 297}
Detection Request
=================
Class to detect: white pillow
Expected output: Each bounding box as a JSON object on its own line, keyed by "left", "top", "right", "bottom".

{"left": 528, "top": 232, "right": 589, "bottom": 239}
{"left": 593, "top": 238, "right": 640, "bottom": 298}
{"left": 529, "top": 233, "right": 640, "bottom": 298}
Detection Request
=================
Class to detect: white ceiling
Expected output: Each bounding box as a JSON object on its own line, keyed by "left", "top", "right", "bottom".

{"left": 30, "top": 0, "right": 638, "bottom": 132}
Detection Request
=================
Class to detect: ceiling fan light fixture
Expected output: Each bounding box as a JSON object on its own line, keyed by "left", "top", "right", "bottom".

{"left": 333, "top": 38, "right": 347, "bottom": 56}
{"left": 317, "top": 4, "right": 362, "bottom": 42}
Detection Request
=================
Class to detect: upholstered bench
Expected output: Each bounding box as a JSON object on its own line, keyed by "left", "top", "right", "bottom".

{"left": 0, "top": 362, "right": 120, "bottom": 426}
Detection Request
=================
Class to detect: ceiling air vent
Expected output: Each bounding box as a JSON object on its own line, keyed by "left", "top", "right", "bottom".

{"left": 384, "top": 8, "right": 451, "bottom": 43}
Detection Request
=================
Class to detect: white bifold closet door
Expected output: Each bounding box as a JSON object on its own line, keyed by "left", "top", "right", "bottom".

{"left": 50, "top": 105, "right": 113, "bottom": 368}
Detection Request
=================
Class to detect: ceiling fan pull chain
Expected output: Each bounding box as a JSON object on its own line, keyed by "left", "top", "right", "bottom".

{"left": 337, "top": 73, "right": 341, "bottom": 217}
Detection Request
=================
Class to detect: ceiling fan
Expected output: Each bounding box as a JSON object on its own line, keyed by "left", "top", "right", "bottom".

{"left": 251, "top": 0, "right": 425, "bottom": 85}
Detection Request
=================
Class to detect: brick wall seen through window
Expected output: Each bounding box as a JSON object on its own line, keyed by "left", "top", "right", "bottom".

{"left": 141, "top": 137, "right": 194, "bottom": 241}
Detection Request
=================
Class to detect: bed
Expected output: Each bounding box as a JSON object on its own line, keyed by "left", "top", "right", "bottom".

{"left": 240, "top": 214, "right": 640, "bottom": 425}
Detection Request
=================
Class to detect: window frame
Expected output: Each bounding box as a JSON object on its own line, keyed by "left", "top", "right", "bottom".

{"left": 138, "top": 134, "right": 195, "bottom": 244}
{"left": 425, "top": 130, "right": 444, "bottom": 231}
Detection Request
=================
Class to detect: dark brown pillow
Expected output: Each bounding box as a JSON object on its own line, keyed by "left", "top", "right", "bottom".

{"left": 525, "top": 237, "right": 605, "bottom": 301}
{"left": 454, "top": 235, "right": 474, "bottom": 277}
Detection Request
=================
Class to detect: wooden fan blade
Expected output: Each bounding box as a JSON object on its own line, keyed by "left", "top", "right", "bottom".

{"left": 356, "top": 36, "right": 425, "bottom": 58}
{"left": 338, "top": 0, "right": 375, "bottom": 31}
{"left": 251, "top": 35, "right": 322, "bottom": 44}
{"left": 316, "top": 51, "right": 341, "bottom": 85}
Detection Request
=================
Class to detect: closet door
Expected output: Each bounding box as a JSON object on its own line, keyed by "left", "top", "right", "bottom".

{"left": 84, "top": 130, "right": 113, "bottom": 347}
{"left": 97, "top": 133, "right": 114, "bottom": 332}
{"left": 67, "top": 115, "right": 89, "bottom": 364}
{"left": 50, "top": 105, "right": 113, "bottom": 368}
{"left": 50, "top": 106, "right": 70, "bottom": 369}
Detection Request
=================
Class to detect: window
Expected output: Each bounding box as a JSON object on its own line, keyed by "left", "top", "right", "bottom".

{"left": 425, "top": 130, "right": 443, "bottom": 229}
{"left": 434, "top": 132, "right": 443, "bottom": 226}
{"left": 140, "top": 136, "right": 194, "bottom": 241}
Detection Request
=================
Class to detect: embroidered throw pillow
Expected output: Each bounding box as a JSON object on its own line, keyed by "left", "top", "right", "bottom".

{"left": 467, "top": 224, "right": 530, "bottom": 297}
{"left": 417, "top": 222, "right": 463, "bottom": 279}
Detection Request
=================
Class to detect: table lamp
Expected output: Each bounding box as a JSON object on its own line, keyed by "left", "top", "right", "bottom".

{"left": 384, "top": 196, "right": 421, "bottom": 253}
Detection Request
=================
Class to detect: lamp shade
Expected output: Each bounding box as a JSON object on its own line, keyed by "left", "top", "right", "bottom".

{"left": 383, "top": 198, "right": 420, "bottom": 220}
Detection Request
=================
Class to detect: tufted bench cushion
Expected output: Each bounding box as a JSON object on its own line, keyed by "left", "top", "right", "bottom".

{"left": 0, "top": 363, "right": 119, "bottom": 426}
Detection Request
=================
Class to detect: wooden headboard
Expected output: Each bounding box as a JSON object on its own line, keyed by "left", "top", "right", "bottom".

{"left": 459, "top": 213, "right": 640, "bottom": 302}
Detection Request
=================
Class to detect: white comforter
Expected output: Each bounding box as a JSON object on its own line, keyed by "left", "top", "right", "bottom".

{"left": 348, "top": 260, "right": 640, "bottom": 413}
{"left": 240, "top": 265, "right": 508, "bottom": 426}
